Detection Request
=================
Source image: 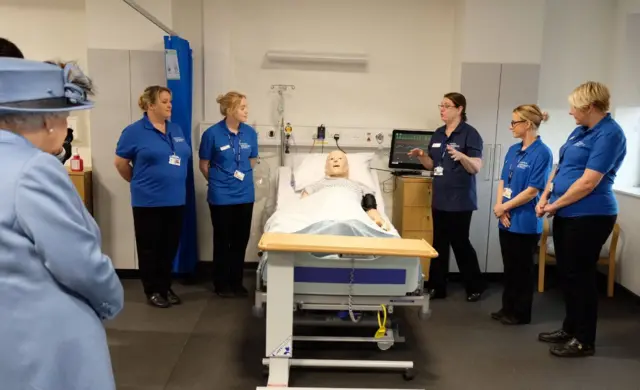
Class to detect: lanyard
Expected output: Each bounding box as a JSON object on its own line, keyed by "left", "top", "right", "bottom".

{"left": 212, "top": 133, "right": 242, "bottom": 175}
{"left": 439, "top": 133, "right": 453, "bottom": 164}
{"left": 507, "top": 151, "right": 527, "bottom": 185}
{"left": 227, "top": 133, "right": 241, "bottom": 169}
{"left": 507, "top": 141, "right": 540, "bottom": 185}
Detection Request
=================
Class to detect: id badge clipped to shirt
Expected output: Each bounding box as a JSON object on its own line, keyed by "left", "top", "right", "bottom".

{"left": 234, "top": 170, "right": 245, "bottom": 181}
{"left": 434, "top": 166, "right": 444, "bottom": 176}
{"left": 503, "top": 187, "right": 512, "bottom": 199}
{"left": 169, "top": 154, "right": 181, "bottom": 166}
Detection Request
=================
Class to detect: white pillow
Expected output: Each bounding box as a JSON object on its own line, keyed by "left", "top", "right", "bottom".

{"left": 292, "top": 152, "right": 377, "bottom": 193}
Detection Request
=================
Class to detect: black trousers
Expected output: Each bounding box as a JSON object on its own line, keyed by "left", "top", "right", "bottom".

{"left": 132, "top": 206, "right": 184, "bottom": 297}
{"left": 553, "top": 215, "right": 616, "bottom": 345}
{"left": 499, "top": 229, "right": 540, "bottom": 322}
{"left": 209, "top": 203, "right": 254, "bottom": 291}
{"left": 430, "top": 209, "right": 486, "bottom": 295}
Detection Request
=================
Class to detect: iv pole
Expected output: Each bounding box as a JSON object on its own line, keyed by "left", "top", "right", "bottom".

{"left": 271, "top": 84, "right": 295, "bottom": 167}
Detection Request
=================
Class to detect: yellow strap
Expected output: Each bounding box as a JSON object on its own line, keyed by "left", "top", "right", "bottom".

{"left": 374, "top": 304, "right": 387, "bottom": 339}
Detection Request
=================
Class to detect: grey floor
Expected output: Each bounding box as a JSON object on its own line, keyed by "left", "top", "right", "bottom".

{"left": 107, "top": 274, "right": 640, "bottom": 390}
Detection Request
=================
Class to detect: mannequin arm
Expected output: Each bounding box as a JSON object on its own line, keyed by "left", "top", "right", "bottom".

{"left": 362, "top": 193, "right": 388, "bottom": 230}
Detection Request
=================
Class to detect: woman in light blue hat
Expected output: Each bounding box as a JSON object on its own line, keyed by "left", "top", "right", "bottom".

{"left": 0, "top": 58, "right": 124, "bottom": 390}
{"left": 0, "top": 38, "right": 75, "bottom": 163}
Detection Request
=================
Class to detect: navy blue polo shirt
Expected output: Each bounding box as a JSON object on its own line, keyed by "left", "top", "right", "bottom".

{"left": 199, "top": 120, "right": 259, "bottom": 205}
{"left": 115, "top": 114, "right": 192, "bottom": 207}
{"left": 550, "top": 113, "right": 626, "bottom": 217}
{"left": 427, "top": 122, "right": 483, "bottom": 211}
{"left": 498, "top": 137, "right": 553, "bottom": 234}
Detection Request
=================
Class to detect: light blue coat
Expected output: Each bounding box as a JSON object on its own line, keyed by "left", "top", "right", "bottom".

{"left": 0, "top": 130, "right": 124, "bottom": 390}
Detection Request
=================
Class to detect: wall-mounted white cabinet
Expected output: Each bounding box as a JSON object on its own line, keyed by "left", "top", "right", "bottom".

{"left": 455, "top": 62, "right": 541, "bottom": 273}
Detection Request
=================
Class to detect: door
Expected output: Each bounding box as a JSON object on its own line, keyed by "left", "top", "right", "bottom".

{"left": 459, "top": 63, "right": 502, "bottom": 272}
{"left": 485, "top": 64, "right": 541, "bottom": 272}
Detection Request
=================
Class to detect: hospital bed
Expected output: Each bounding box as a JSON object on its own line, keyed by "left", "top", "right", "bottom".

{"left": 253, "top": 165, "right": 438, "bottom": 390}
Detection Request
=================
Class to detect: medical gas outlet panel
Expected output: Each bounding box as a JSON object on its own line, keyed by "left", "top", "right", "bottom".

{"left": 199, "top": 122, "right": 392, "bottom": 149}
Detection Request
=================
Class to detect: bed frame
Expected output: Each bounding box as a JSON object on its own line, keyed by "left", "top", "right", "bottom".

{"left": 253, "top": 232, "right": 438, "bottom": 390}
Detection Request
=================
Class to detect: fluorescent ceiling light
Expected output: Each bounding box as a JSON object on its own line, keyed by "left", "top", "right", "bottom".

{"left": 265, "top": 50, "right": 368, "bottom": 66}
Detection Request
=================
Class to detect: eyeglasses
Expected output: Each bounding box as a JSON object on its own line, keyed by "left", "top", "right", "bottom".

{"left": 511, "top": 120, "right": 526, "bottom": 127}
{"left": 438, "top": 104, "right": 456, "bottom": 110}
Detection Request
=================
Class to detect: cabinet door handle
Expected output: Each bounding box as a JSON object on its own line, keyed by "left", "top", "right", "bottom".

{"left": 484, "top": 144, "right": 494, "bottom": 181}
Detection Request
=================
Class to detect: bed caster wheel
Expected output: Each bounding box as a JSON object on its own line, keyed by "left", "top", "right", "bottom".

{"left": 403, "top": 368, "right": 416, "bottom": 381}
{"left": 418, "top": 309, "right": 431, "bottom": 320}
{"left": 376, "top": 341, "right": 394, "bottom": 351}
{"left": 252, "top": 306, "right": 265, "bottom": 318}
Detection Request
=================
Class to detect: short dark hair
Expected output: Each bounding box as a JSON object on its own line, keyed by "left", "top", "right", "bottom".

{"left": 0, "top": 38, "right": 24, "bottom": 59}
{"left": 443, "top": 92, "right": 467, "bottom": 122}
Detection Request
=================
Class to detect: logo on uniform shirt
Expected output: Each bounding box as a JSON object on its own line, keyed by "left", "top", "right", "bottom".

{"left": 240, "top": 142, "right": 251, "bottom": 149}
{"left": 173, "top": 137, "right": 185, "bottom": 142}
{"left": 574, "top": 141, "right": 587, "bottom": 148}
{"left": 517, "top": 161, "right": 530, "bottom": 169}
{"left": 448, "top": 143, "right": 460, "bottom": 149}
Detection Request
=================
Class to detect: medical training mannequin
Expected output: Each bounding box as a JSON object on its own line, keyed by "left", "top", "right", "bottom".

{"left": 301, "top": 150, "right": 388, "bottom": 230}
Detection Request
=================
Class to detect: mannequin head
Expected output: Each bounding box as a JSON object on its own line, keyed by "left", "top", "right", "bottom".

{"left": 325, "top": 150, "right": 349, "bottom": 178}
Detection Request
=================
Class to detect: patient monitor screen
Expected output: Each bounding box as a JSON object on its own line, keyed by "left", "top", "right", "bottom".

{"left": 388, "top": 130, "right": 434, "bottom": 170}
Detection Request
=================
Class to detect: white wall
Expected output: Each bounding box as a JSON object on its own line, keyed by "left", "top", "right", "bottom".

{"left": 609, "top": 0, "right": 640, "bottom": 296}
{"left": 611, "top": 4, "right": 640, "bottom": 189}
{"left": 459, "top": 0, "right": 546, "bottom": 64}
{"left": 203, "top": 0, "right": 455, "bottom": 130}
{"left": 537, "top": 0, "right": 616, "bottom": 162}
{"left": 5, "top": 0, "right": 640, "bottom": 292}
{"left": 86, "top": 0, "right": 173, "bottom": 51}
{"left": 532, "top": 0, "right": 640, "bottom": 296}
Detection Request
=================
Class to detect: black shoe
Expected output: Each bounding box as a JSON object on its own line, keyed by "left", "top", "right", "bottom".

{"left": 147, "top": 293, "right": 170, "bottom": 308}
{"left": 491, "top": 309, "right": 506, "bottom": 321}
{"left": 232, "top": 286, "right": 249, "bottom": 297}
{"left": 538, "top": 329, "right": 573, "bottom": 344}
{"left": 466, "top": 292, "right": 483, "bottom": 302}
{"left": 167, "top": 289, "right": 182, "bottom": 305}
{"left": 550, "top": 338, "right": 595, "bottom": 357}
{"left": 500, "top": 315, "right": 530, "bottom": 325}
{"left": 427, "top": 288, "right": 447, "bottom": 299}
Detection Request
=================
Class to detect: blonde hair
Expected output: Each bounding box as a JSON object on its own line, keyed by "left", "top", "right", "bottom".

{"left": 513, "top": 104, "right": 549, "bottom": 129}
{"left": 568, "top": 81, "right": 610, "bottom": 112}
{"left": 216, "top": 91, "right": 246, "bottom": 116}
{"left": 138, "top": 86, "right": 171, "bottom": 111}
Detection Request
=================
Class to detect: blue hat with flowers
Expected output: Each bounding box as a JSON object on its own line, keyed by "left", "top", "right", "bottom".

{"left": 0, "top": 57, "right": 94, "bottom": 113}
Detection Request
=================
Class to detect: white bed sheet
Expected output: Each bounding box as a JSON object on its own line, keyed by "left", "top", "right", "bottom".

{"left": 275, "top": 166, "right": 392, "bottom": 227}
{"left": 271, "top": 167, "right": 395, "bottom": 235}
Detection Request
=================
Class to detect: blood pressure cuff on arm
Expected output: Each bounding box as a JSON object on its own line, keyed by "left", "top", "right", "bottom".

{"left": 361, "top": 193, "right": 377, "bottom": 211}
